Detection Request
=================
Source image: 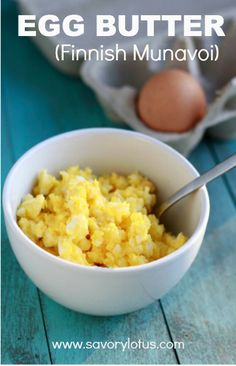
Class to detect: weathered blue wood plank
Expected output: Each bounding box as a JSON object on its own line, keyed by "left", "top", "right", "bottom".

{"left": 2, "top": 4, "right": 176, "bottom": 364}
{"left": 1, "top": 239, "right": 52, "bottom": 364}
{"left": 1, "top": 104, "right": 14, "bottom": 187}
{"left": 1, "top": 106, "right": 15, "bottom": 242}
{"left": 162, "top": 216, "right": 236, "bottom": 364}
{"left": 2, "top": 5, "right": 51, "bottom": 364}
{"left": 42, "top": 297, "right": 177, "bottom": 364}
{"left": 209, "top": 138, "right": 236, "bottom": 204}
{"left": 160, "top": 141, "right": 236, "bottom": 364}
{"left": 3, "top": 45, "right": 176, "bottom": 366}
{"left": 191, "top": 141, "right": 235, "bottom": 232}
{"left": 1, "top": 120, "right": 51, "bottom": 364}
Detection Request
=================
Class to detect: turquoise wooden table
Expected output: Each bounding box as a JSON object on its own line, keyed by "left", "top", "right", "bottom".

{"left": 2, "top": 1, "right": 236, "bottom": 364}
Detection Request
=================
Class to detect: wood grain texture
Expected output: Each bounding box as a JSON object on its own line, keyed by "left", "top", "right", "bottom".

{"left": 160, "top": 141, "right": 236, "bottom": 364}
{"left": 161, "top": 216, "right": 236, "bottom": 364}
{"left": 2, "top": 8, "right": 51, "bottom": 361}
{"left": 1, "top": 107, "right": 15, "bottom": 239}
{"left": 210, "top": 139, "right": 236, "bottom": 203}
{"left": 2, "top": 3, "right": 175, "bottom": 364}
{"left": 1, "top": 238, "right": 52, "bottom": 364}
{"left": 1, "top": 113, "right": 51, "bottom": 365}
{"left": 191, "top": 141, "right": 236, "bottom": 232}
{"left": 41, "top": 297, "right": 177, "bottom": 364}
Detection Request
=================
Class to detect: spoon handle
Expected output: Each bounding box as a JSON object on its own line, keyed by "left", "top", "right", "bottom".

{"left": 157, "top": 153, "right": 236, "bottom": 218}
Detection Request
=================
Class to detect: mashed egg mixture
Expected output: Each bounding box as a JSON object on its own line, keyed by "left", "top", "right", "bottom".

{"left": 17, "top": 167, "right": 187, "bottom": 267}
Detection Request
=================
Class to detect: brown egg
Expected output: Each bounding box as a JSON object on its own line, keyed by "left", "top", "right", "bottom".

{"left": 137, "top": 69, "right": 207, "bottom": 133}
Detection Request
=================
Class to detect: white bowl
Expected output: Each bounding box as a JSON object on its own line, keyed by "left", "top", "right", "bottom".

{"left": 3, "top": 128, "right": 210, "bottom": 316}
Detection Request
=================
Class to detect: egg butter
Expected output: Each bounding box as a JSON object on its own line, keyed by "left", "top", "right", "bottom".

{"left": 17, "top": 166, "right": 187, "bottom": 268}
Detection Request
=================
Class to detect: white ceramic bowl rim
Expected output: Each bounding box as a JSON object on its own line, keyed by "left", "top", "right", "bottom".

{"left": 3, "top": 128, "right": 210, "bottom": 274}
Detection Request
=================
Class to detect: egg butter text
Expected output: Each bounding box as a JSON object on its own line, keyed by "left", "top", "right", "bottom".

{"left": 18, "top": 14, "right": 224, "bottom": 63}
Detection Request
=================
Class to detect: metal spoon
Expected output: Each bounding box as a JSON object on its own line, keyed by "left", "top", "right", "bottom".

{"left": 156, "top": 153, "right": 236, "bottom": 218}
